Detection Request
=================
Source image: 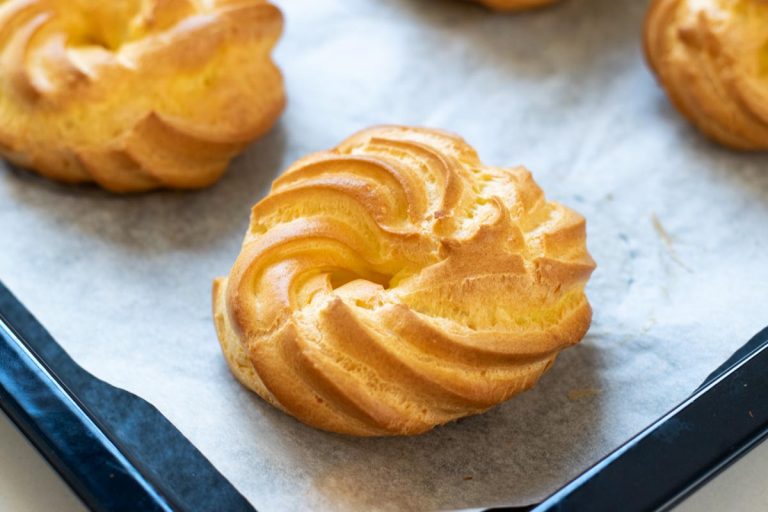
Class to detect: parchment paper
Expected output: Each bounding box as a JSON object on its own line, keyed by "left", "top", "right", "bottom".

{"left": 2, "top": 0, "right": 768, "bottom": 510}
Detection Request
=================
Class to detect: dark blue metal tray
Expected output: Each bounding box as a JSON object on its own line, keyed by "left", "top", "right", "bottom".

{"left": 0, "top": 281, "right": 253, "bottom": 512}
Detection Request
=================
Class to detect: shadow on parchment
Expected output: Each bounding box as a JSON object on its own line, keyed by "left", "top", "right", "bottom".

{"left": 647, "top": 93, "right": 768, "bottom": 207}
{"left": 1, "top": 122, "right": 288, "bottom": 252}
{"left": 223, "top": 336, "right": 607, "bottom": 511}
{"left": 392, "top": 0, "right": 650, "bottom": 82}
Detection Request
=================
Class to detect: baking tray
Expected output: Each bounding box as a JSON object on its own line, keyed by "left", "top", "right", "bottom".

{"left": 0, "top": 281, "right": 253, "bottom": 512}
{"left": 2, "top": 280, "right": 766, "bottom": 511}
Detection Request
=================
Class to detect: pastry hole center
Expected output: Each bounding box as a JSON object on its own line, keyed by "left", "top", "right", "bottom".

{"left": 328, "top": 268, "right": 392, "bottom": 291}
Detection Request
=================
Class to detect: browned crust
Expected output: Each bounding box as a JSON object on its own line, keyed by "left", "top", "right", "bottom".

{"left": 475, "top": 0, "right": 559, "bottom": 11}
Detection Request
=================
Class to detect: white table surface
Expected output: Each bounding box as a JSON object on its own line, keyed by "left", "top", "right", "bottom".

{"left": 1, "top": 410, "right": 765, "bottom": 511}
{"left": 0, "top": 412, "right": 85, "bottom": 512}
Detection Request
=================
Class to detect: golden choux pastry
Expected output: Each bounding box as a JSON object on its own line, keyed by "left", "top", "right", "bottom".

{"left": 474, "top": 0, "right": 558, "bottom": 11}
{"left": 213, "top": 126, "right": 596, "bottom": 436}
{"left": 645, "top": 0, "right": 768, "bottom": 150}
{"left": 0, "top": 0, "right": 284, "bottom": 192}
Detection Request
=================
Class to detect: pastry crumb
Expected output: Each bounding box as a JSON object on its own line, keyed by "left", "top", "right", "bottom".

{"left": 651, "top": 213, "right": 692, "bottom": 272}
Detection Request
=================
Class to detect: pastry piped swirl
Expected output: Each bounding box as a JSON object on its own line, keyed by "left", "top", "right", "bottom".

{"left": 0, "top": 0, "right": 284, "bottom": 191}
{"left": 213, "top": 126, "right": 596, "bottom": 436}
{"left": 645, "top": 0, "right": 768, "bottom": 149}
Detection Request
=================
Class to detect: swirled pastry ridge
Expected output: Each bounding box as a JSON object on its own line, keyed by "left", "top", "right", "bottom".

{"left": 0, "top": 0, "right": 284, "bottom": 191}
{"left": 644, "top": 0, "right": 768, "bottom": 149}
{"left": 214, "top": 126, "right": 596, "bottom": 436}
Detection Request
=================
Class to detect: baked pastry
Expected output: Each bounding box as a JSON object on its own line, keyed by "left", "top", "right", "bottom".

{"left": 213, "top": 126, "right": 595, "bottom": 436}
{"left": 0, "top": 0, "right": 284, "bottom": 192}
{"left": 474, "top": 0, "right": 558, "bottom": 11}
{"left": 644, "top": 0, "right": 768, "bottom": 150}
